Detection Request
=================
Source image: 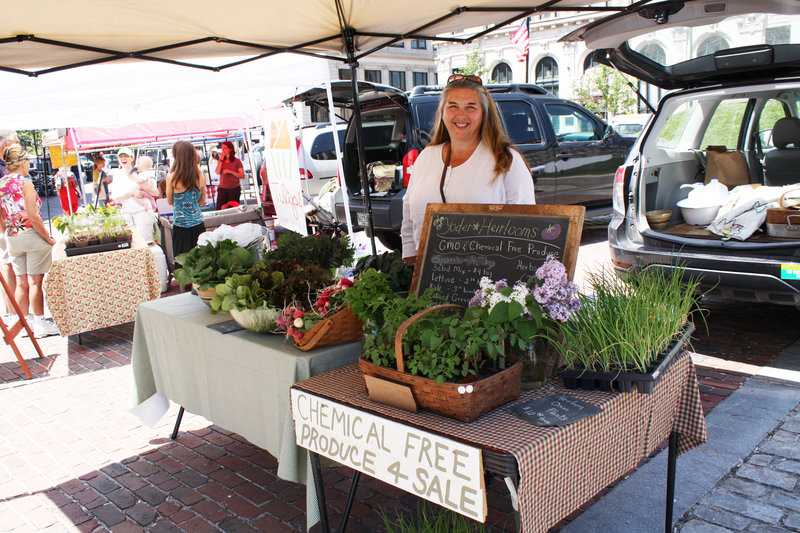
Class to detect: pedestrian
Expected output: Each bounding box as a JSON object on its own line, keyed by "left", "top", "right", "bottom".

{"left": 110, "top": 147, "right": 158, "bottom": 242}
{"left": 166, "top": 140, "right": 207, "bottom": 259}
{"left": 214, "top": 141, "right": 244, "bottom": 210}
{"left": 92, "top": 154, "right": 112, "bottom": 207}
{"left": 400, "top": 74, "right": 535, "bottom": 262}
{"left": 0, "top": 129, "right": 18, "bottom": 325}
{"left": 54, "top": 167, "right": 81, "bottom": 214}
{"left": 0, "top": 144, "right": 60, "bottom": 338}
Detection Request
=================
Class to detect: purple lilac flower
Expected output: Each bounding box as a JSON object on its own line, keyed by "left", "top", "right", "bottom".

{"left": 545, "top": 301, "right": 571, "bottom": 322}
{"left": 468, "top": 289, "right": 484, "bottom": 308}
{"left": 494, "top": 279, "right": 508, "bottom": 290}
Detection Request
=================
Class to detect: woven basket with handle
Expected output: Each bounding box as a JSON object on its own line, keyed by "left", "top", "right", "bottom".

{"left": 359, "top": 304, "right": 522, "bottom": 422}
{"left": 294, "top": 307, "right": 364, "bottom": 351}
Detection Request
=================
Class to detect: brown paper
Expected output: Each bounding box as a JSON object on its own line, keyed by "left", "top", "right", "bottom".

{"left": 705, "top": 145, "right": 750, "bottom": 189}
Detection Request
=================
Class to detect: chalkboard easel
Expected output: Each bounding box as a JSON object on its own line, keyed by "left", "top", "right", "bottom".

{"left": 410, "top": 203, "right": 585, "bottom": 306}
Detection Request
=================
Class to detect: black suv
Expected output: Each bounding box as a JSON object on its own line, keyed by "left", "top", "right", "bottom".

{"left": 293, "top": 81, "right": 634, "bottom": 249}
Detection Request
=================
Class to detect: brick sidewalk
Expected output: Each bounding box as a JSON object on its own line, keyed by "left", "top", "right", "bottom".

{"left": 0, "top": 293, "right": 798, "bottom": 532}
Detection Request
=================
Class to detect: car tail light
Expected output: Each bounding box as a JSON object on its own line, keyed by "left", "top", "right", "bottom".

{"left": 612, "top": 165, "right": 627, "bottom": 218}
{"left": 298, "top": 169, "right": 312, "bottom": 181}
{"left": 403, "top": 149, "right": 419, "bottom": 187}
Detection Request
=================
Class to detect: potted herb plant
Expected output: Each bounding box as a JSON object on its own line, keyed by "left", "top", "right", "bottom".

{"left": 173, "top": 239, "right": 255, "bottom": 304}
{"left": 555, "top": 265, "right": 703, "bottom": 393}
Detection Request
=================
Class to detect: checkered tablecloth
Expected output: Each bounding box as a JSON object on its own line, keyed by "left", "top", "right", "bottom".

{"left": 46, "top": 236, "right": 161, "bottom": 336}
{"left": 292, "top": 352, "right": 706, "bottom": 533}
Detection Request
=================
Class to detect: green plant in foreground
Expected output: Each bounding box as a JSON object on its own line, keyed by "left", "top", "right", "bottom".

{"left": 173, "top": 239, "right": 254, "bottom": 290}
{"left": 264, "top": 231, "right": 354, "bottom": 273}
{"left": 379, "top": 504, "right": 492, "bottom": 533}
{"left": 353, "top": 250, "right": 414, "bottom": 293}
{"left": 555, "top": 265, "right": 704, "bottom": 373}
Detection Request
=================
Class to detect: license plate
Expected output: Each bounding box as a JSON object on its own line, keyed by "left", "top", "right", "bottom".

{"left": 356, "top": 211, "right": 370, "bottom": 227}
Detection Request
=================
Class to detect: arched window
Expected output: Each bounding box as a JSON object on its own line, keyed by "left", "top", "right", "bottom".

{"left": 583, "top": 54, "right": 599, "bottom": 72}
{"left": 696, "top": 35, "right": 730, "bottom": 57}
{"left": 492, "top": 62, "right": 512, "bottom": 83}
{"left": 638, "top": 42, "right": 666, "bottom": 64}
{"left": 535, "top": 57, "right": 559, "bottom": 96}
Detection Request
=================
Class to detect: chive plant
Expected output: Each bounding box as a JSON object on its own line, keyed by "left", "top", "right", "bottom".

{"left": 555, "top": 265, "right": 703, "bottom": 373}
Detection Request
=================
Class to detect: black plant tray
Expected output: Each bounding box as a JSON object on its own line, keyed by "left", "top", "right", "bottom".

{"left": 64, "top": 238, "right": 132, "bottom": 257}
{"left": 558, "top": 322, "right": 695, "bottom": 394}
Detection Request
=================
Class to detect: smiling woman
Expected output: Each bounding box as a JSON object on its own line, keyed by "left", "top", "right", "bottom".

{"left": 400, "top": 76, "right": 535, "bottom": 262}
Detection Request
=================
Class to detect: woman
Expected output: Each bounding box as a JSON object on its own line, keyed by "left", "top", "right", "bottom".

{"left": 401, "top": 75, "right": 535, "bottom": 262}
{"left": 92, "top": 154, "right": 112, "bottom": 207}
{"left": 166, "top": 140, "right": 207, "bottom": 259}
{"left": 0, "top": 144, "right": 59, "bottom": 338}
{"left": 55, "top": 167, "right": 81, "bottom": 214}
{"left": 214, "top": 141, "right": 244, "bottom": 210}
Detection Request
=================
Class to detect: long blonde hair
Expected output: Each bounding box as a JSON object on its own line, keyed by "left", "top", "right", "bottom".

{"left": 429, "top": 79, "right": 513, "bottom": 182}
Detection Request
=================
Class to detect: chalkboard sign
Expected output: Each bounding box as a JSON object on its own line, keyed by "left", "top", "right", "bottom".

{"left": 411, "top": 204, "right": 584, "bottom": 306}
{"left": 510, "top": 393, "right": 603, "bottom": 427}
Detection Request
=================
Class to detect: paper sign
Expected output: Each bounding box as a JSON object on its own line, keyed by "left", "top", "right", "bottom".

{"left": 291, "top": 390, "right": 487, "bottom": 521}
{"left": 48, "top": 146, "right": 77, "bottom": 168}
{"left": 510, "top": 394, "right": 603, "bottom": 427}
{"left": 262, "top": 108, "right": 307, "bottom": 235}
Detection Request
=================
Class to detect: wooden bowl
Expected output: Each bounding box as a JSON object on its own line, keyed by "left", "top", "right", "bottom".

{"left": 646, "top": 209, "right": 672, "bottom": 229}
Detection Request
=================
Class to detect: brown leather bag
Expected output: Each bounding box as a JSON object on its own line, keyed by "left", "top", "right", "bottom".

{"left": 705, "top": 145, "right": 750, "bottom": 189}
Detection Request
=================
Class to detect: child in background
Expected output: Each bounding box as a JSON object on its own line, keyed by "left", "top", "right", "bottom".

{"left": 132, "top": 156, "right": 158, "bottom": 211}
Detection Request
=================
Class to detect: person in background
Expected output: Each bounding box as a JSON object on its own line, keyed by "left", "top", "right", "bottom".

{"left": 166, "top": 140, "right": 206, "bottom": 259}
{"left": 54, "top": 167, "right": 81, "bottom": 214}
{"left": 0, "top": 129, "right": 18, "bottom": 325}
{"left": 110, "top": 147, "right": 158, "bottom": 242}
{"left": 401, "top": 74, "right": 535, "bottom": 262}
{"left": 215, "top": 141, "right": 244, "bottom": 210}
{"left": 133, "top": 155, "right": 159, "bottom": 211}
{"left": 0, "top": 144, "right": 59, "bottom": 338}
{"left": 92, "top": 154, "right": 112, "bottom": 207}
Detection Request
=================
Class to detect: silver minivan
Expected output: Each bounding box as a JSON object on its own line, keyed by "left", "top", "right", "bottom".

{"left": 566, "top": 0, "right": 800, "bottom": 307}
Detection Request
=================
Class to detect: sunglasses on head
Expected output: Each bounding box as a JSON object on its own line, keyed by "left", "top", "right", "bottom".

{"left": 447, "top": 74, "right": 483, "bottom": 85}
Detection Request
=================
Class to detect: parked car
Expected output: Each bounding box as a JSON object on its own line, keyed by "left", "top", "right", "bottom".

{"left": 610, "top": 114, "right": 651, "bottom": 138}
{"left": 291, "top": 81, "right": 634, "bottom": 249}
{"left": 298, "top": 123, "right": 346, "bottom": 195}
{"left": 565, "top": 0, "right": 800, "bottom": 307}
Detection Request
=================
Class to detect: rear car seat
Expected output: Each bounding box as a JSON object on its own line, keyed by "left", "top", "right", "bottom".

{"left": 763, "top": 116, "right": 800, "bottom": 186}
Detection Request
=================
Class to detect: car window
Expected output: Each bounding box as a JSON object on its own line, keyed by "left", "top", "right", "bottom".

{"left": 544, "top": 103, "right": 603, "bottom": 142}
{"left": 699, "top": 99, "right": 748, "bottom": 150}
{"left": 758, "top": 99, "right": 789, "bottom": 150}
{"left": 656, "top": 101, "right": 696, "bottom": 149}
{"left": 413, "top": 101, "right": 438, "bottom": 144}
{"left": 309, "top": 130, "right": 346, "bottom": 160}
{"left": 497, "top": 101, "right": 542, "bottom": 144}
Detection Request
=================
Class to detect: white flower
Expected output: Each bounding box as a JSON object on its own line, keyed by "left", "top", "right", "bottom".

{"left": 479, "top": 277, "right": 493, "bottom": 290}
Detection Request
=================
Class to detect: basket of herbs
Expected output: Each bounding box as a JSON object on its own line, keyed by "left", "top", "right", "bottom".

{"left": 347, "top": 257, "right": 580, "bottom": 422}
{"left": 556, "top": 265, "right": 702, "bottom": 394}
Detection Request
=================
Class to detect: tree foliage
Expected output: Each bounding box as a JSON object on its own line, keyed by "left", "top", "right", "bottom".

{"left": 573, "top": 65, "right": 637, "bottom": 119}
{"left": 457, "top": 48, "right": 488, "bottom": 79}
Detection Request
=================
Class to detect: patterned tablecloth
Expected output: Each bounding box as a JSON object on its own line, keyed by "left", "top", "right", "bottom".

{"left": 292, "top": 353, "right": 707, "bottom": 533}
{"left": 46, "top": 234, "right": 161, "bottom": 336}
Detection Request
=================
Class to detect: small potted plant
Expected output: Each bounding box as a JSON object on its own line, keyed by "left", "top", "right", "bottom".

{"left": 556, "top": 265, "right": 703, "bottom": 393}
{"left": 173, "top": 239, "right": 255, "bottom": 305}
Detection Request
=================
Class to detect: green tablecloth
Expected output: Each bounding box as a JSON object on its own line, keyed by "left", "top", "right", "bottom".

{"left": 130, "top": 293, "right": 362, "bottom": 528}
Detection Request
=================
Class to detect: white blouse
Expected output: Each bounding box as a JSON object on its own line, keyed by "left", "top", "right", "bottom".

{"left": 400, "top": 141, "right": 535, "bottom": 258}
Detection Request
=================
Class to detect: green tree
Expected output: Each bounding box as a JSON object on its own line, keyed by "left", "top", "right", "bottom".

{"left": 573, "top": 65, "right": 637, "bottom": 119}
{"left": 456, "top": 49, "right": 488, "bottom": 79}
{"left": 17, "top": 130, "right": 42, "bottom": 155}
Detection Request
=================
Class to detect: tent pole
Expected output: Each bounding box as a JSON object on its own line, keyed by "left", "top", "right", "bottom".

{"left": 69, "top": 129, "right": 87, "bottom": 208}
{"left": 342, "top": 26, "right": 377, "bottom": 257}
{"left": 33, "top": 133, "right": 53, "bottom": 233}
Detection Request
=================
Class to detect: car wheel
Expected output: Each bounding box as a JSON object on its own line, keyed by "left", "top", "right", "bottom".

{"left": 375, "top": 231, "right": 401, "bottom": 251}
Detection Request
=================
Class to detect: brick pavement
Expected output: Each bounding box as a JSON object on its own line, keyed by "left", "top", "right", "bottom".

{"left": 0, "top": 289, "right": 798, "bottom": 532}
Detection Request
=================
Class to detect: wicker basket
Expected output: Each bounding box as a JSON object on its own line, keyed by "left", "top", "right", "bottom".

{"left": 294, "top": 307, "right": 364, "bottom": 351}
{"left": 359, "top": 304, "right": 522, "bottom": 422}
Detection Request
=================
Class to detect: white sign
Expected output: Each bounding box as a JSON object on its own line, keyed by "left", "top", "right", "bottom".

{"left": 291, "top": 390, "right": 487, "bottom": 521}
{"left": 262, "top": 107, "right": 307, "bottom": 235}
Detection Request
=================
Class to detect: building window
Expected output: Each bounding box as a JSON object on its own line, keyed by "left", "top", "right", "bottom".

{"left": 365, "top": 69, "right": 382, "bottom": 83}
{"left": 410, "top": 39, "right": 427, "bottom": 49}
{"left": 389, "top": 41, "right": 404, "bottom": 48}
{"left": 491, "top": 63, "right": 512, "bottom": 83}
{"left": 389, "top": 70, "right": 406, "bottom": 90}
{"left": 766, "top": 26, "right": 790, "bottom": 45}
{"left": 535, "top": 57, "right": 559, "bottom": 96}
{"left": 583, "top": 54, "right": 599, "bottom": 72}
{"left": 412, "top": 72, "right": 428, "bottom": 87}
{"left": 310, "top": 106, "right": 329, "bottom": 123}
{"left": 338, "top": 68, "right": 351, "bottom": 80}
{"left": 696, "top": 35, "right": 730, "bottom": 57}
{"left": 434, "top": 72, "right": 439, "bottom": 85}
{"left": 639, "top": 42, "right": 666, "bottom": 64}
